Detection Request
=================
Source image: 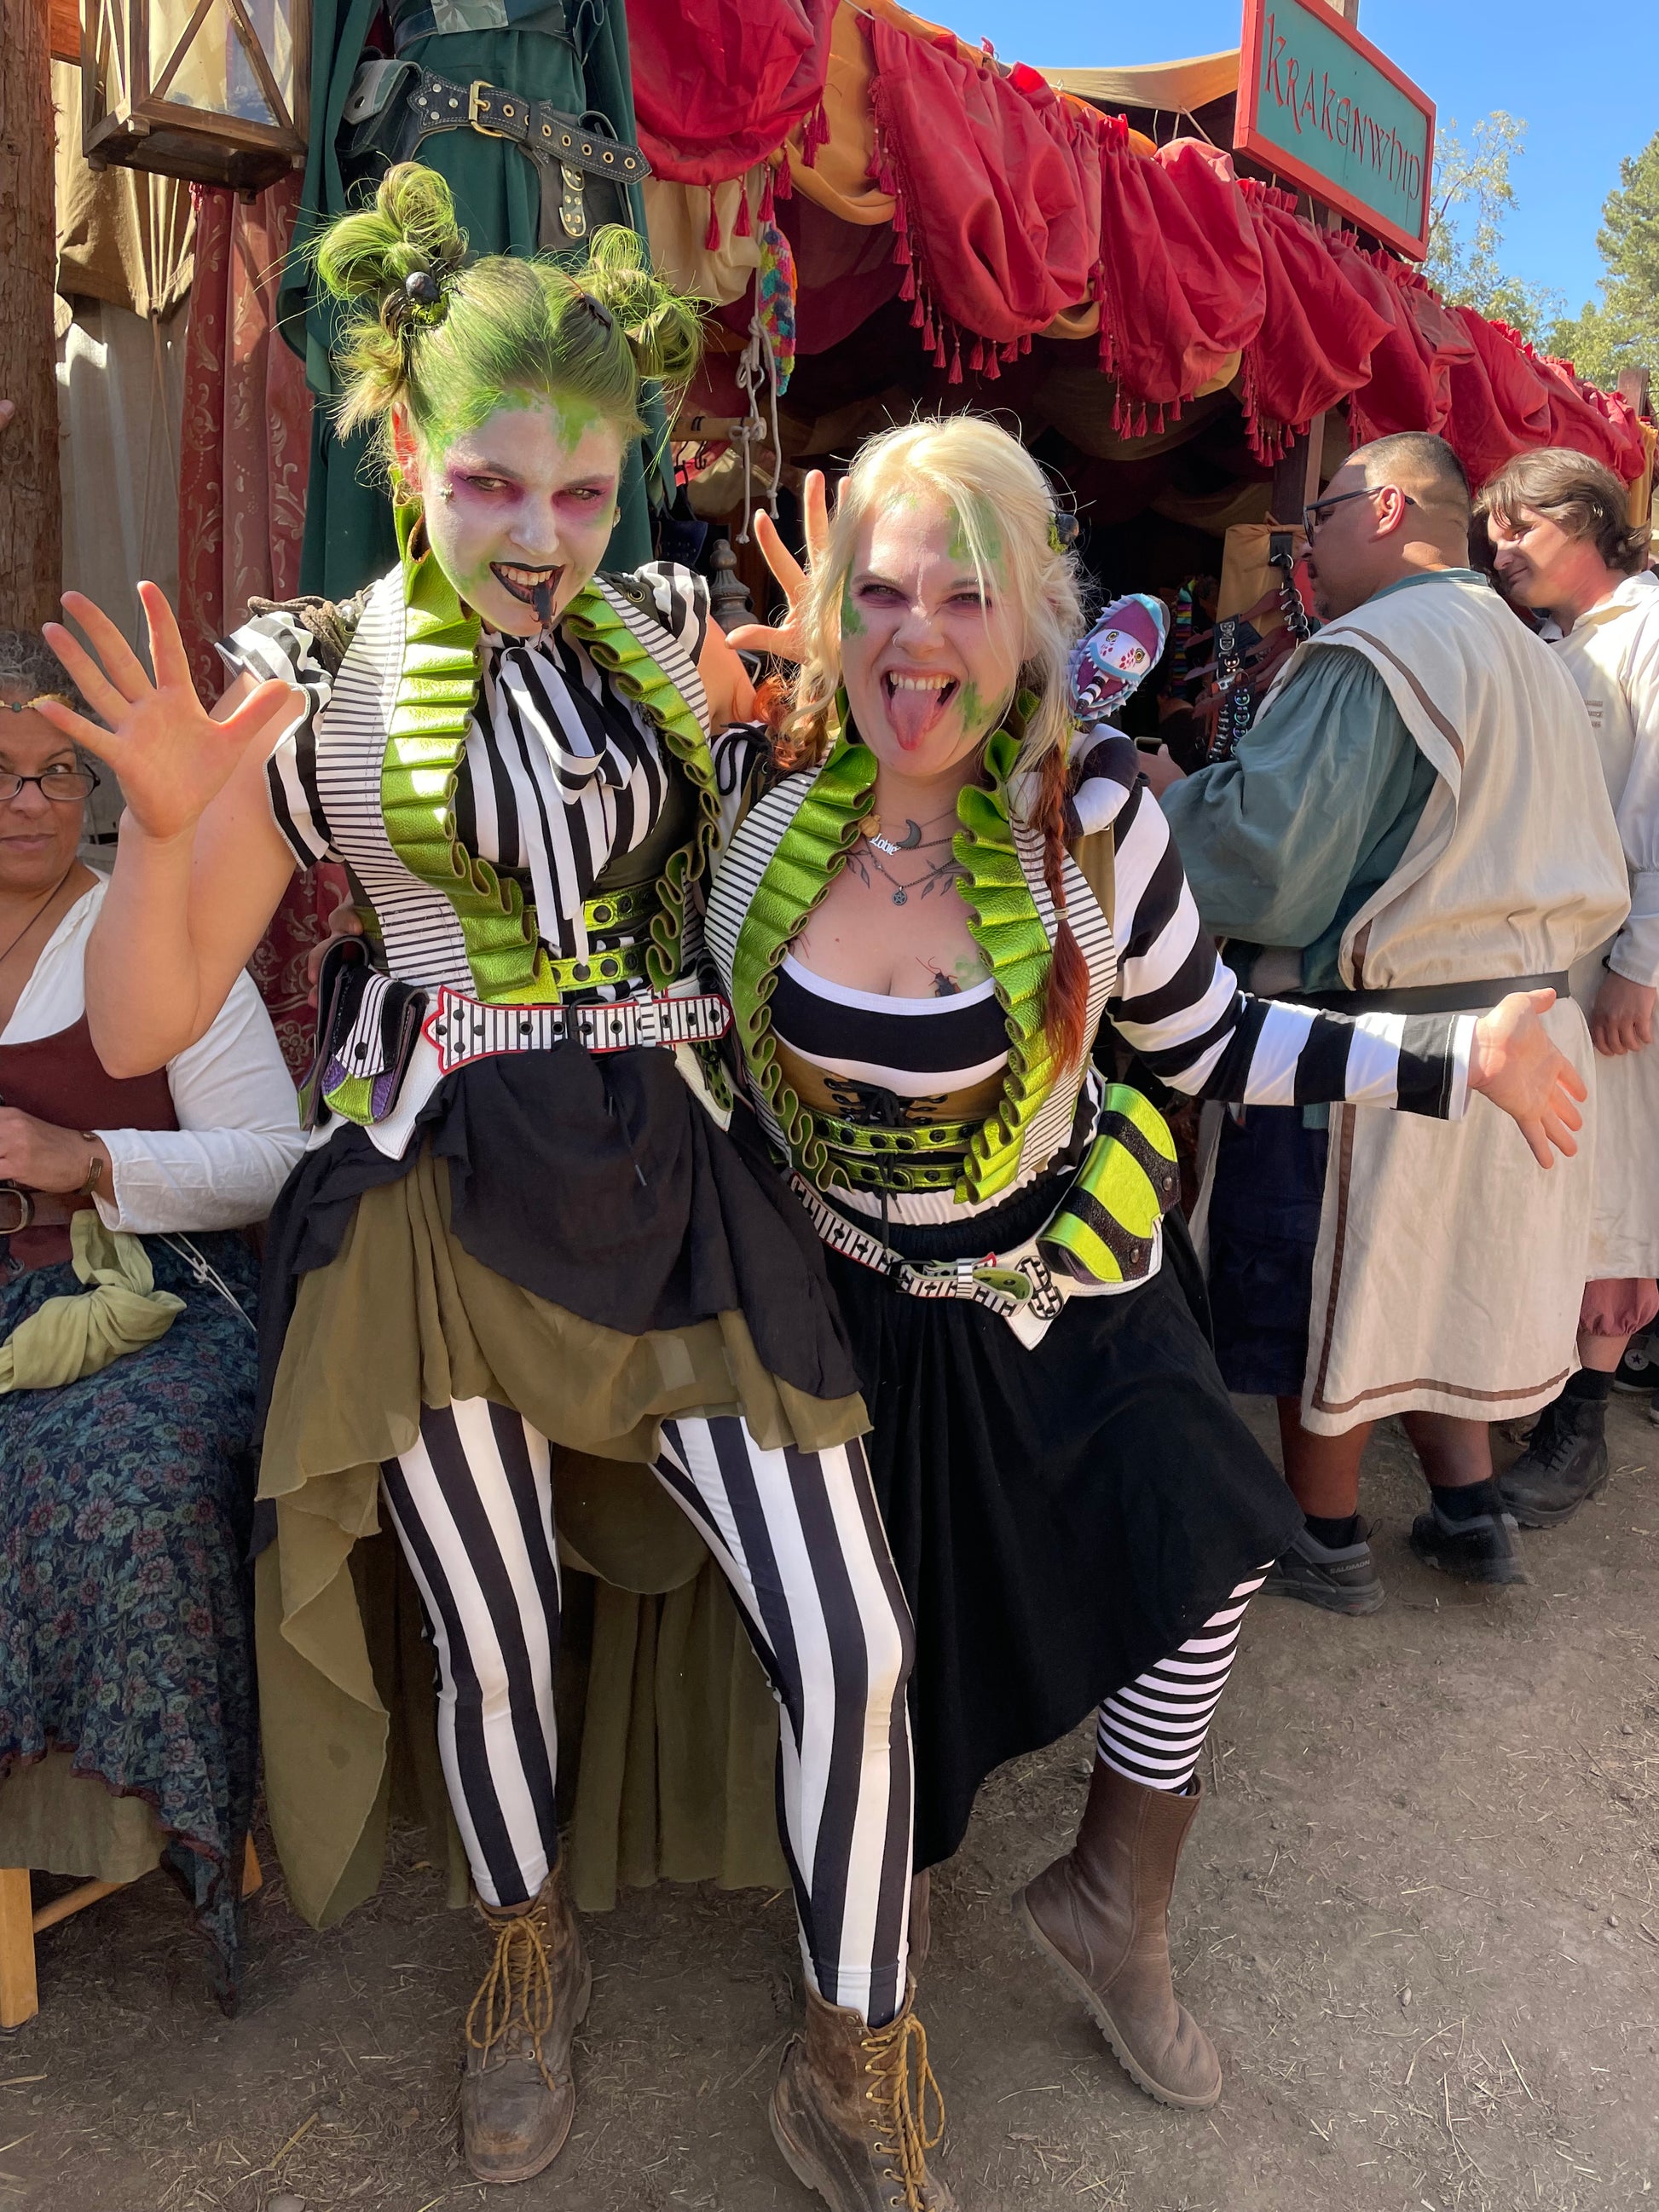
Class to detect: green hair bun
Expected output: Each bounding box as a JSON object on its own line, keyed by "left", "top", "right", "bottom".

{"left": 313, "top": 165, "right": 703, "bottom": 458}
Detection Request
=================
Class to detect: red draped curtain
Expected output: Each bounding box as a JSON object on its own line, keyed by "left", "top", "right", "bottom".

{"left": 178, "top": 175, "right": 347, "bottom": 1076}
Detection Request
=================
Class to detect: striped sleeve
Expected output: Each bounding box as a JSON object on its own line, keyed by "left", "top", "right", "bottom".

{"left": 217, "top": 611, "right": 338, "bottom": 867}
{"left": 633, "top": 562, "right": 711, "bottom": 664}
{"left": 1103, "top": 768, "right": 1474, "bottom": 1119}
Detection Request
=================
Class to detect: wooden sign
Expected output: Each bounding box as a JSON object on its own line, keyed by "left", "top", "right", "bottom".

{"left": 1236, "top": 0, "right": 1435, "bottom": 259}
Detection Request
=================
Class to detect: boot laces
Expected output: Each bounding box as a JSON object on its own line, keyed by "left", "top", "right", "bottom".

{"left": 466, "top": 1897, "right": 554, "bottom": 2076}
{"left": 860, "top": 2010, "right": 945, "bottom": 2211}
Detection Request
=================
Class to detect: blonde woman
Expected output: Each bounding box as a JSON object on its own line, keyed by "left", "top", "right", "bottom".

{"left": 706, "top": 415, "right": 1585, "bottom": 2140}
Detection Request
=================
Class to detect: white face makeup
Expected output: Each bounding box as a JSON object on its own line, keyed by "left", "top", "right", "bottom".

{"left": 838, "top": 494, "right": 1024, "bottom": 785}
{"left": 394, "top": 395, "right": 627, "bottom": 636}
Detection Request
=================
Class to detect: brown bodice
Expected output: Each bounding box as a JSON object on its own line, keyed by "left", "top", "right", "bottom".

{"left": 0, "top": 1015, "right": 176, "bottom": 1268}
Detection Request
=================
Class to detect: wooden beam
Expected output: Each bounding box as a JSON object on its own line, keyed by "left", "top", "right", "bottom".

{"left": 1269, "top": 419, "right": 1326, "bottom": 528}
{"left": 0, "top": 0, "right": 62, "bottom": 632}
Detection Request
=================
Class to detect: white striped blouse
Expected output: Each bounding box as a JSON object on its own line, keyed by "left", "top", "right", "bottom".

{"left": 218, "top": 564, "right": 709, "bottom": 968}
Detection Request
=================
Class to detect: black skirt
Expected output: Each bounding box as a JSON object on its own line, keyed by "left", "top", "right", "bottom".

{"left": 824, "top": 1173, "right": 1302, "bottom": 1869}
{"left": 257, "top": 1044, "right": 861, "bottom": 1424}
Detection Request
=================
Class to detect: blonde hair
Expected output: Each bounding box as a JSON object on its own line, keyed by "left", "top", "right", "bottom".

{"left": 783, "top": 416, "right": 1092, "bottom": 1068}
{"left": 783, "top": 415, "right": 1084, "bottom": 773}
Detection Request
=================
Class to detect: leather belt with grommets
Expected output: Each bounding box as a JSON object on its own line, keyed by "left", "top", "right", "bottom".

{"left": 342, "top": 58, "right": 650, "bottom": 241}
{"left": 423, "top": 985, "right": 731, "bottom": 1077}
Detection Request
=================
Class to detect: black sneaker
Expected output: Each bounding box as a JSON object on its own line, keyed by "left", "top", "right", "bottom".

{"left": 1408, "top": 1497, "right": 1527, "bottom": 1585}
{"left": 1613, "top": 1335, "right": 1659, "bottom": 1393}
{"left": 1263, "top": 1517, "right": 1384, "bottom": 1615}
{"left": 1497, "top": 1392, "right": 1609, "bottom": 1528}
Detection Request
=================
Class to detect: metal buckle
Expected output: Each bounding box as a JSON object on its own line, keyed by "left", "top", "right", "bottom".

{"left": 0, "top": 1184, "right": 35, "bottom": 1235}
{"left": 467, "top": 79, "right": 514, "bottom": 138}
{"left": 560, "top": 164, "right": 587, "bottom": 240}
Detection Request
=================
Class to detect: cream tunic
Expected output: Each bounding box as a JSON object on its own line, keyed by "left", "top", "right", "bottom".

{"left": 1548, "top": 570, "right": 1659, "bottom": 1280}
{"left": 1269, "top": 574, "right": 1630, "bottom": 1433}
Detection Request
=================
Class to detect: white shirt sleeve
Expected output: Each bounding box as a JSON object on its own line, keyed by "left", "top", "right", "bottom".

{"left": 92, "top": 968, "right": 305, "bottom": 1233}
{"left": 1607, "top": 611, "right": 1659, "bottom": 990}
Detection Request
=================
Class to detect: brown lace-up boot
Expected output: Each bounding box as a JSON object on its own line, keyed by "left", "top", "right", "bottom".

{"left": 461, "top": 1865, "right": 592, "bottom": 2183}
{"left": 1015, "top": 1761, "right": 1221, "bottom": 2108}
{"left": 770, "top": 1978, "right": 957, "bottom": 2211}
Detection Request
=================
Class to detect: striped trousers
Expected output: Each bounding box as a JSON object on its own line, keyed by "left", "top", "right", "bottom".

{"left": 1095, "top": 1571, "right": 1267, "bottom": 1792}
{"left": 380, "top": 1399, "right": 916, "bottom": 2025}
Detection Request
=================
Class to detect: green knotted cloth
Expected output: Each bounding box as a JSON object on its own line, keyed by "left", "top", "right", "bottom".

{"left": 0, "top": 1214, "right": 183, "bottom": 1394}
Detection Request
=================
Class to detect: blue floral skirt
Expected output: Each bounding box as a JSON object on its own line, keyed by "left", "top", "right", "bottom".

{"left": 0, "top": 1231, "right": 261, "bottom": 1995}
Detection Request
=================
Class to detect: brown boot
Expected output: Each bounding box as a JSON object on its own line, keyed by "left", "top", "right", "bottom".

{"left": 1015, "top": 1761, "right": 1221, "bottom": 2108}
{"left": 460, "top": 1866, "right": 592, "bottom": 2183}
{"left": 770, "top": 1978, "right": 957, "bottom": 2211}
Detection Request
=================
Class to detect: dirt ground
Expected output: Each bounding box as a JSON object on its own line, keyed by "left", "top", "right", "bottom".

{"left": 6, "top": 1393, "right": 1657, "bottom": 2212}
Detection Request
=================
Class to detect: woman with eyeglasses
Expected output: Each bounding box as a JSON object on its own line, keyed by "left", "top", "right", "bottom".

{"left": 0, "top": 631, "right": 303, "bottom": 1999}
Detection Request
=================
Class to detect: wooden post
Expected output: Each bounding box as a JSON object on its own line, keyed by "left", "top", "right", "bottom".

{"left": 0, "top": 0, "right": 62, "bottom": 631}
{"left": 0, "top": 1867, "right": 37, "bottom": 2030}
{"left": 1269, "top": 424, "right": 1325, "bottom": 528}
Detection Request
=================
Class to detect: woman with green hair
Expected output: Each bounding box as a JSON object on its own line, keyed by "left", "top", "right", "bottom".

{"left": 40, "top": 165, "right": 934, "bottom": 2205}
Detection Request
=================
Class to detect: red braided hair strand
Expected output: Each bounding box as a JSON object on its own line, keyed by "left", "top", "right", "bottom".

{"left": 1032, "top": 742, "right": 1090, "bottom": 1072}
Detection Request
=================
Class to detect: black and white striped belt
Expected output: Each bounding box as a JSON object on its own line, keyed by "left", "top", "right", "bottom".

{"left": 422, "top": 985, "right": 731, "bottom": 1077}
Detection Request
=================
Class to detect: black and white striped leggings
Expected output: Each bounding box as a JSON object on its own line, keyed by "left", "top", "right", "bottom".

{"left": 380, "top": 1400, "right": 916, "bottom": 2027}
{"left": 1095, "top": 1570, "right": 1267, "bottom": 1792}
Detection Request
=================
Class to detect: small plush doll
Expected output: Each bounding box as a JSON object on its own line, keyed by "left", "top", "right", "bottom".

{"left": 1066, "top": 593, "right": 1171, "bottom": 727}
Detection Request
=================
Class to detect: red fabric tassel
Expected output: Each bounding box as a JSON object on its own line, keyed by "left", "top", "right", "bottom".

{"left": 704, "top": 193, "right": 722, "bottom": 252}
{"left": 893, "top": 233, "right": 912, "bottom": 267}
{"left": 934, "top": 335, "right": 948, "bottom": 369}
{"left": 1020, "top": 332, "right": 1032, "bottom": 355}
{"left": 983, "top": 348, "right": 1001, "bottom": 381}
{"left": 733, "top": 185, "right": 753, "bottom": 239}
{"left": 910, "top": 293, "right": 927, "bottom": 329}
{"left": 969, "top": 338, "right": 985, "bottom": 373}
{"left": 759, "top": 167, "right": 776, "bottom": 224}
{"left": 899, "top": 266, "right": 916, "bottom": 302}
{"left": 775, "top": 147, "right": 793, "bottom": 199}
{"left": 922, "top": 311, "right": 936, "bottom": 350}
{"left": 949, "top": 335, "right": 963, "bottom": 384}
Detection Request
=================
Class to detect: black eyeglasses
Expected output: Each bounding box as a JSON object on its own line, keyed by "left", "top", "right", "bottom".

{"left": 1303, "top": 485, "right": 1418, "bottom": 539}
{"left": 0, "top": 767, "right": 100, "bottom": 804}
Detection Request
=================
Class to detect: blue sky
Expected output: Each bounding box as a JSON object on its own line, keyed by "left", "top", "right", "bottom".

{"left": 958, "top": 0, "right": 1651, "bottom": 318}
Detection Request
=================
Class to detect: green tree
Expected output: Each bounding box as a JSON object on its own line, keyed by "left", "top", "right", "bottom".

{"left": 1425, "top": 112, "right": 1562, "bottom": 345}
{"left": 1549, "top": 130, "right": 1659, "bottom": 388}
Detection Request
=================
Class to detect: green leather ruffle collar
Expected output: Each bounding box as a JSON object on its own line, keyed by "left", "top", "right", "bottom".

{"left": 380, "top": 505, "right": 720, "bottom": 1004}
{"left": 729, "top": 702, "right": 1063, "bottom": 1204}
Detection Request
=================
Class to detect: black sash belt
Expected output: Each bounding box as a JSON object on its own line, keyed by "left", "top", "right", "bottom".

{"left": 1280, "top": 971, "right": 1570, "bottom": 1017}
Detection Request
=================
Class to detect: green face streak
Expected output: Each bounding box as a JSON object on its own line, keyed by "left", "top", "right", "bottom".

{"left": 957, "top": 679, "right": 988, "bottom": 736}
{"left": 945, "top": 498, "right": 1003, "bottom": 571}
{"left": 840, "top": 577, "right": 864, "bottom": 637}
{"left": 425, "top": 386, "right": 607, "bottom": 463}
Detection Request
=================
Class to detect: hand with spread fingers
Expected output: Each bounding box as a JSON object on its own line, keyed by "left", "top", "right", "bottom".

{"left": 725, "top": 468, "right": 831, "bottom": 664}
{"left": 38, "top": 583, "right": 301, "bottom": 846}
{"left": 1468, "top": 989, "right": 1588, "bottom": 1167}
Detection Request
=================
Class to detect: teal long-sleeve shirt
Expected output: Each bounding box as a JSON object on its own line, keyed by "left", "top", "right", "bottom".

{"left": 1159, "top": 575, "right": 1465, "bottom": 990}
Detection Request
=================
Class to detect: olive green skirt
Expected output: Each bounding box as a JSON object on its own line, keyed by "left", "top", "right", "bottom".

{"left": 257, "top": 1150, "right": 856, "bottom": 1927}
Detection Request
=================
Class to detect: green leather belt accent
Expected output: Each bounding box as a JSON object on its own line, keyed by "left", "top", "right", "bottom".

{"left": 545, "top": 940, "right": 648, "bottom": 992}
{"left": 727, "top": 701, "right": 1069, "bottom": 1202}
{"left": 383, "top": 505, "right": 559, "bottom": 1005}
{"left": 815, "top": 1113, "right": 980, "bottom": 1158}
{"left": 1038, "top": 1084, "right": 1179, "bottom": 1285}
{"left": 581, "top": 882, "right": 657, "bottom": 934}
{"left": 377, "top": 508, "right": 711, "bottom": 1008}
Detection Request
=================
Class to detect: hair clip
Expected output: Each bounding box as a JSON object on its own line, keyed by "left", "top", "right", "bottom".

{"left": 1049, "top": 511, "right": 1081, "bottom": 557}
{"left": 575, "top": 290, "right": 615, "bottom": 333}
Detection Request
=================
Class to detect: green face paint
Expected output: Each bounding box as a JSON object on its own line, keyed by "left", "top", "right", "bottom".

{"left": 945, "top": 498, "right": 1003, "bottom": 572}
{"left": 957, "top": 679, "right": 988, "bottom": 736}
{"left": 840, "top": 577, "right": 864, "bottom": 638}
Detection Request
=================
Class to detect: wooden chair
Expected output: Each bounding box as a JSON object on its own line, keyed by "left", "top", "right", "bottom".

{"left": 0, "top": 1834, "right": 263, "bottom": 2029}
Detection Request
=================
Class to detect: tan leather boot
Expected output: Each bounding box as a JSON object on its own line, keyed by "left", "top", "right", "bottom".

{"left": 1015, "top": 1761, "right": 1221, "bottom": 2108}
{"left": 770, "top": 1978, "right": 957, "bottom": 2211}
{"left": 461, "top": 1865, "right": 592, "bottom": 2183}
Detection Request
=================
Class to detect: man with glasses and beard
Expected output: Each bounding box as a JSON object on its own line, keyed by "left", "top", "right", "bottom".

{"left": 1157, "top": 433, "right": 1628, "bottom": 1607}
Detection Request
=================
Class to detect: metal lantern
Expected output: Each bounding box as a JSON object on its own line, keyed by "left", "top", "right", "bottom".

{"left": 79, "top": 0, "right": 309, "bottom": 194}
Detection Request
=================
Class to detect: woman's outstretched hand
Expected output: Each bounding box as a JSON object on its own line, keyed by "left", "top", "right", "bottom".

{"left": 725, "top": 468, "right": 831, "bottom": 665}
{"left": 1469, "top": 990, "right": 1587, "bottom": 1168}
{"left": 38, "top": 583, "right": 300, "bottom": 845}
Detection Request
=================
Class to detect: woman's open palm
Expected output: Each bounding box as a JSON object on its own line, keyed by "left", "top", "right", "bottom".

{"left": 38, "top": 583, "right": 299, "bottom": 843}
{"left": 725, "top": 469, "right": 831, "bottom": 665}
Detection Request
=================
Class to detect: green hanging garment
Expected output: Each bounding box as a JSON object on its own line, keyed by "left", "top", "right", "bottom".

{"left": 282, "top": 0, "right": 661, "bottom": 600}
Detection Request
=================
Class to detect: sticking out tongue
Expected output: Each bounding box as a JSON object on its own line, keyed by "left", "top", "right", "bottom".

{"left": 883, "top": 673, "right": 956, "bottom": 750}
